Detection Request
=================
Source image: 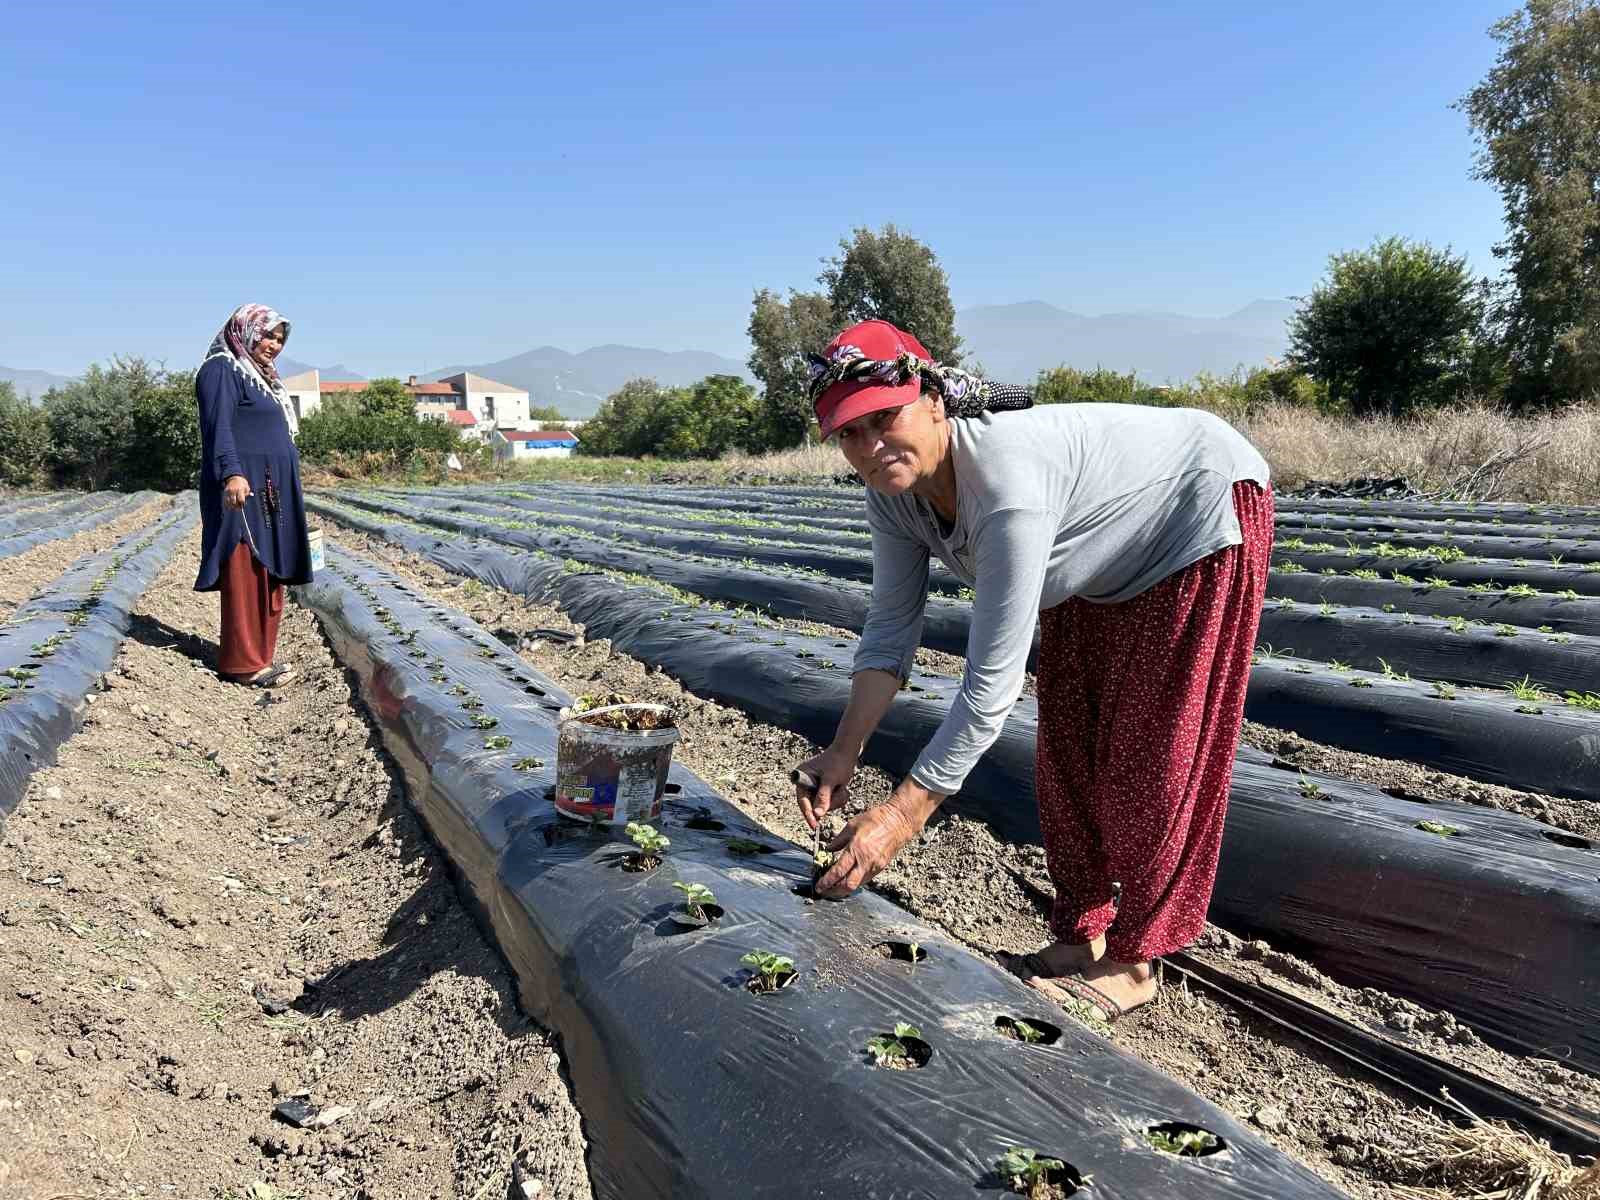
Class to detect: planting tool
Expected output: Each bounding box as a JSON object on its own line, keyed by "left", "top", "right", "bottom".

{"left": 792, "top": 767, "right": 823, "bottom": 865}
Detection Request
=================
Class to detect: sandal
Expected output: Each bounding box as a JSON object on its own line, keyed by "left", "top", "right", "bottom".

{"left": 229, "top": 664, "right": 296, "bottom": 688}
{"left": 1000, "top": 950, "right": 1126, "bottom": 1025}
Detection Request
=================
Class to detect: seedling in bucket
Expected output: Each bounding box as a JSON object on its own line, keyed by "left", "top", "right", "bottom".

{"left": 555, "top": 701, "right": 680, "bottom": 826}
{"left": 624, "top": 822, "right": 669, "bottom": 870}
{"left": 670, "top": 881, "right": 719, "bottom": 927}
{"left": 741, "top": 950, "right": 796, "bottom": 994}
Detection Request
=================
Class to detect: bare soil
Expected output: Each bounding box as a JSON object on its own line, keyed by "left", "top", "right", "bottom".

{"left": 324, "top": 520, "right": 1600, "bottom": 1200}
{"left": 0, "top": 530, "right": 591, "bottom": 1200}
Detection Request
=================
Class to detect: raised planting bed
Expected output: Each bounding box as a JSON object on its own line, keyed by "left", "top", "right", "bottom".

{"left": 296, "top": 544, "right": 1345, "bottom": 1200}
{"left": 328, "top": 489, "right": 971, "bottom": 597}
{"left": 1274, "top": 510, "right": 1600, "bottom": 542}
{"left": 1246, "top": 655, "right": 1600, "bottom": 803}
{"left": 0, "top": 491, "right": 152, "bottom": 557}
{"left": 1255, "top": 601, "right": 1600, "bottom": 696}
{"left": 1277, "top": 497, "right": 1600, "bottom": 525}
{"left": 449, "top": 484, "right": 874, "bottom": 536}
{"left": 318, "top": 521, "right": 1600, "bottom": 1072}
{"left": 1271, "top": 548, "right": 1600, "bottom": 597}
{"left": 315, "top": 496, "right": 1600, "bottom": 804}
{"left": 1267, "top": 570, "right": 1600, "bottom": 637}
{"left": 0, "top": 501, "right": 194, "bottom": 819}
{"left": 1273, "top": 524, "right": 1600, "bottom": 567}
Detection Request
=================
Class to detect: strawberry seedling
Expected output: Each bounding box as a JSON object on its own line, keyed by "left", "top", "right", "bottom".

{"left": 671, "top": 881, "right": 718, "bottom": 925}
{"left": 1146, "top": 1126, "right": 1222, "bottom": 1157}
{"left": 1416, "top": 820, "right": 1462, "bottom": 838}
{"left": 997, "top": 1147, "right": 1069, "bottom": 1199}
{"left": 865, "top": 1022, "right": 925, "bottom": 1069}
{"left": 470, "top": 714, "right": 499, "bottom": 729}
{"left": 484, "top": 735, "right": 512, "bottom": 751}
{"left": 1010, "top": 1019, "right": 1047, "bottom": 1044}
{"left": 1298, "top": 773, "right": 1323, "bottom": 801}
{"left": 512, "top": 756, "right": 545, "bottom": 771}
{"left": 625, "top": 822, "right": 669, "bottom": 870}
{"left": 740, "top": 950, "right": 796, "bottom": 994}
{"left": 725, "top": 837, "right": 770, "bottom": 856}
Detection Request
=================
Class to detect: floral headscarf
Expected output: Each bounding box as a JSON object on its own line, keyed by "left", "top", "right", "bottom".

{"left": 804, "top": 344, "right": 1033, "bottom": 420}
{"left": 203, "top": 304, "right": 299, "bottom": 434}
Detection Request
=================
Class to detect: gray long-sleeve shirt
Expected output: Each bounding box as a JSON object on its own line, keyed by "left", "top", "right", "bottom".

{"left": 855, "top": 403, "right": 1271, "bottom": 796}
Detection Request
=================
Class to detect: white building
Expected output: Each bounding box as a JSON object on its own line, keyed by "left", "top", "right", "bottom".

{"left": 279, "top": 369, "right": 323, "bottom": 422}
{"left": 494, "top": 429, "right": 580, "bottom": 461}
{"left": 437, "top": 372, "right": 530, "bottom": 432}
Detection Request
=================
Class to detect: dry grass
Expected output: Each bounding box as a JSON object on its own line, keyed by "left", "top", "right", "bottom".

{"left": 1377, "top": 1109, "right": 1600, "bottom": 1200}
{"left": 1240, "top": 401, "right": 1600, "bottom": 503}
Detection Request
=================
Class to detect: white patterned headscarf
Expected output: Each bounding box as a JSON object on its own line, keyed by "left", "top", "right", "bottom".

{"left": 203, "top": 304, "right": 299, "bottom": 435}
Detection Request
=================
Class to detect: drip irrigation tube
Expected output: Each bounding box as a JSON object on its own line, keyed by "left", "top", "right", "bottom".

{"left": 298, "top": 545, "right": 1344, "bottom": 1200}
{"left": 0, "top": 502, "right": 195, "bottom": 819}
{"left": 0, "top": 491, "right": 161, "bottom": 560}
{"left": 309, "top": 523, "right": 1600, "bottom": 1071}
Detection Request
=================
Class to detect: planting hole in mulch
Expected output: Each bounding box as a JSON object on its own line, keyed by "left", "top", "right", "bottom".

{"left": 1143, "top": 1121, "right": 1228, "bottom": 1158}
{"left": 663, "top": 783, "right": 683, "bottom": 794}
{"left": 1542, "top": 830, "right": 1593, "bottom": 850}
{"left": 725, "top": 837, "right": 775, "bottom": 856}
{"left": 622, "top": 852, "right": 662, "bottom": 873}
{"left": 994, "top": 1015, "right": 1063, "bottom": 1046}
{"left": 745, "top": 967, "right": 798, "bottom": 995}
{"left": 864, "top": 1033, "right": 932, "bottom": 1070}
{"left": 667, "top": 903, "right": 725, "bottom": 929}
{"left": 685, "top": 816, "right": 726, "bottom": 831}
{"left": 994, "top": 1155, "right": 1087, "bottom": 1198}
{"left": 873, "top": 940, "right": 928, "bottom": 964}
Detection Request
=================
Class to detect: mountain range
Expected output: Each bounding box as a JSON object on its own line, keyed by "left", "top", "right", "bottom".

{"left": 0, "top": 365, "right": 74, "bottom": 400}
{"left": 2, "top": 298, "right": 1296, "bottom": 414}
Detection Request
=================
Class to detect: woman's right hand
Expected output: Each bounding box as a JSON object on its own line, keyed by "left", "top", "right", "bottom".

{"left": 795, "top": 744, "right": 859, "bottom": 829}
{"left": 223, "top": 475, "right": 252, "bottom": 510}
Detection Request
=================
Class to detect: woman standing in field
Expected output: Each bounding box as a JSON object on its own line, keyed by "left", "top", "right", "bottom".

{"left": 194, "top": 304, "right": 313, "bottom": 687}
{"left": 795, "top": 319, "right": 1273, "bottom": 1021}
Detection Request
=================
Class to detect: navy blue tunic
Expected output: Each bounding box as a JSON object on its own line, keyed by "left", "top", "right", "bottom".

{"left": 193, "top": 357, "right": 312, "bottom": 592}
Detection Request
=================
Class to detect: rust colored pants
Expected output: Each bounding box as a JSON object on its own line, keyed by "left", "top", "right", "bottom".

{"left": 218, "top": 540, "right": 285, "bottom": 678}
{"left": 1034, "top": 482, "right": 1274, "bottom": 962}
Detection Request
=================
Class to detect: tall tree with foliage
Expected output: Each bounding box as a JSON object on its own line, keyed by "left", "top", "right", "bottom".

{"left": 1287, "top": 237, "right": 1484, "bottom": 417}
{"left": 0, "top": 382, "right": 51, "bottom": 487}
{"left": 1458, "top": 0, "right": 1600, "bottom": 402}
{"left": 747, "top": 289, "right": 836, "bottom": 448}
{"left": 748, "top": 223, "right": 962, "bottom": 449}
{"left": 820, "top": 224, "right": 962, "bottom": 364}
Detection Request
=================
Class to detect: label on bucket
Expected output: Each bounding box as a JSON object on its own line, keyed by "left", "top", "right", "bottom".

{"left": 615, "top": 764, "right": 661, "bottom": 823}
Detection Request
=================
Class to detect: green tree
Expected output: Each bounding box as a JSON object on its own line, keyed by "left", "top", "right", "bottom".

{"left": 0, "top": 382, "right": 51, "bottom": 488}
{"left": 747, "top": 289, "right": 836, "bottom": 449}
{"left": 1287, "top": 237, "right": 1485, "bottom": 417}
{"left": 125, "top": 370, "right": 201, "bottom": 491}
{"left": 356, "top": 377, "right": 416, "bottom": 422}
{"left": 820, "top": 224, "right": 962, "bottom": 364}
{"left": 527, "top": 403, "right": 567, "bottom": 424}
{"left": 41, "top": 358, "right": 159, "bottom": 489}
{"left": 1458, "top": 0, "right": 1600, "bottom": 402}
{"left": 1032, "top": 365, "right": 1148, "bottom": 405}
{"left": 577, "top": 378, "right": 671, "bottom": 456}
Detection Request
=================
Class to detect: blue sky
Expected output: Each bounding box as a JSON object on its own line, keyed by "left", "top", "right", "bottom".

{"left": 3, "top": 0, "right": 1510, "bottom": 376}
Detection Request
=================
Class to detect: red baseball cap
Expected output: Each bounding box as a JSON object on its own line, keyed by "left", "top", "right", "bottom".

{"left": 813, "top": 319, "right": 931, "bottom": 440}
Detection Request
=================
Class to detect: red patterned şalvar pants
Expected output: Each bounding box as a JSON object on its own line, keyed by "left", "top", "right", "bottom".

{"left": 1034, "top": 481, "right": 1274, "bottom": 962}
{"left": 218, "top": 540, "right": 285, "bottom": 678}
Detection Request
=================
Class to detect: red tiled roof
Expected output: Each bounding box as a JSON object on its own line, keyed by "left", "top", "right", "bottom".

{"left": 319, "top": 380, "right": 460, "bottom": 396}
{"left": 501, "top": 429, "right": 579, "bottom": 442}
{"left": 445, "top": 410, "right": 477, "bottom": 426}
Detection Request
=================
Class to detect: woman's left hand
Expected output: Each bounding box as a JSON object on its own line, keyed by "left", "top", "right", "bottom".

{"left": 814, "top": 780, "right": 944, "bottom": 899}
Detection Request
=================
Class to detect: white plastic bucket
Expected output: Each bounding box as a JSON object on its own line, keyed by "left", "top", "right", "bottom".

{"left": 554, "top": 703, "right": 680, "bottom": 824}
{"left": 307, "top": 527, "right": 326, "bottom": 573}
